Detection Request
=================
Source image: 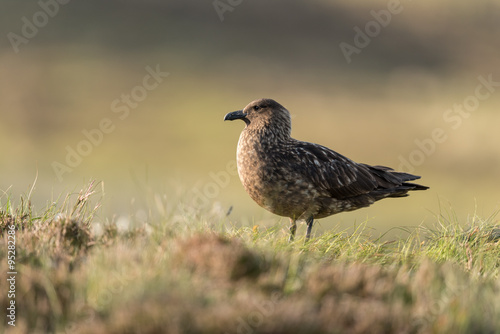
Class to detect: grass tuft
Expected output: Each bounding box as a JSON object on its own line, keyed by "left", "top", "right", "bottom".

{"left": 0, "top": 182, "right": 499, "bottom": 333}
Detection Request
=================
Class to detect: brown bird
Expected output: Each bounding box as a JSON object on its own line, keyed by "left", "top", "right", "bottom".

{"left": 224, "top": 98, "right": 428, "bottom": 241}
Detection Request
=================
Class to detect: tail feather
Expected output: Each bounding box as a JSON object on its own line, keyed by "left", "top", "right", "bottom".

{"left": 402, "top": 182, "right": 429, "bottom": 191}
{"left": 365, "top": 164, "right": 429, "bottom": 199}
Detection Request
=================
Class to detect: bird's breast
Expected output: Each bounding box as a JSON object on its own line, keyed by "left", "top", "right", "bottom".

{"left": 235, "top": 132, "right": 319, "bottom": 218}
{"left": 236, "top": 133, "right": 271, "bottom": 199}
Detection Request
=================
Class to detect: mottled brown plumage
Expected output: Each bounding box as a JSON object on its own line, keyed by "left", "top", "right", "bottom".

{"left": 224, "top": 98, "right": 428, "bottom": 241}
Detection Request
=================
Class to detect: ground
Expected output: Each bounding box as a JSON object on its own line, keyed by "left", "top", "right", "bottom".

{"left": 0, "top": 182, "right": 499, "bottom": 334}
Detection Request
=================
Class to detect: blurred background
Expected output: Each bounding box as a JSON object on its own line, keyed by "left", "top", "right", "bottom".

{"left": 1, "top": 0, "right": 499, "bottom": 237}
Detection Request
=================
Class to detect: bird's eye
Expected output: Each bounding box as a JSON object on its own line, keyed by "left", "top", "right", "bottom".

{"left": 254, "top": 105, "right": 260, "bottom": 111}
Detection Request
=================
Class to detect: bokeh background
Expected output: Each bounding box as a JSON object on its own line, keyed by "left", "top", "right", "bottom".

{"left": 1, "top": 0, "right": 499, "bottom": 237}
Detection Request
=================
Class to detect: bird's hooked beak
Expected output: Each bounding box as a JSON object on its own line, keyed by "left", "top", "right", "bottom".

{"left": 224, "top": 110, "right": 247, "bottom": 121}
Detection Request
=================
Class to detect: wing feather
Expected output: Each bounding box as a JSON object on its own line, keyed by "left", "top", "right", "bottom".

{"left": 290, "top": 141, "right": 379, "bottom": 199}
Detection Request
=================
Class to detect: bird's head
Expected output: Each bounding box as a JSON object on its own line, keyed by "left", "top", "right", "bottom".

{"left": 224, "top": 98, "right": 292, "bottom": 138}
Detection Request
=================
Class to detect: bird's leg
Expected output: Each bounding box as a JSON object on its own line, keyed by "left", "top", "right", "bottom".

{"left": 305, "top": 216, "right": 314, "bottom": 242}
{"left": 289, "top": 218, "right": 297, "bottom": 242}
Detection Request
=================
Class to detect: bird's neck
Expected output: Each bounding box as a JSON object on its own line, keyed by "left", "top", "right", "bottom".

{"left": 244, "top": 115, "right": 292, "bottom": 143}
{"left": 243, "top": 124, "right": 291, "bottom": 145}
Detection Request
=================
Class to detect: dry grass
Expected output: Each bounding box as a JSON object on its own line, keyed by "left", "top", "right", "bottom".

{"left": 0, "top": 183, "right": 499, "bottom": 334}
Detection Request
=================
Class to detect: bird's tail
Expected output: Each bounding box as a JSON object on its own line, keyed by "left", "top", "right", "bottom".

{"left": 365, "top": 164, "right": 429, "bottom": 198}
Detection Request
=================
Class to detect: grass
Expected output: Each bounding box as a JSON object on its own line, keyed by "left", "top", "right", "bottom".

{"left": 1, "top": 182, "right": 499, "bottom": 334}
